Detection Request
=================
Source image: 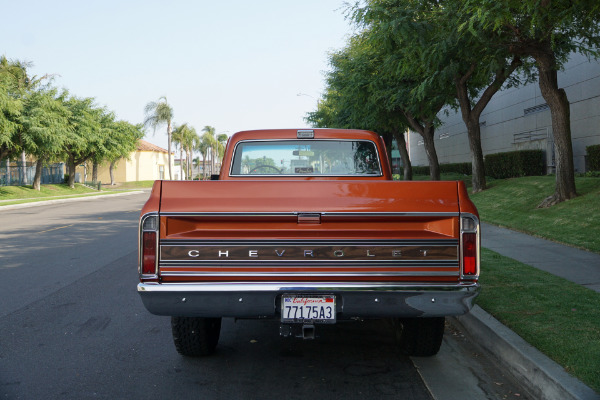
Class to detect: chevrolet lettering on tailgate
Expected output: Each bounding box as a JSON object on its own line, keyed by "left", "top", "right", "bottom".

{"left": 137, "top": 129, "right": 480, "bottom": 357}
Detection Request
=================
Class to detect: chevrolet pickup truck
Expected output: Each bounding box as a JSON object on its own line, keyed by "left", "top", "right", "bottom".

{"left": 138, "top": 128, "right": 480, "bottom": 357}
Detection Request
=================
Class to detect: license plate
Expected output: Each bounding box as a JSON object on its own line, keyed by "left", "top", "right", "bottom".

{"left": 281, "top": 295, "right": 336, "bottom": 323}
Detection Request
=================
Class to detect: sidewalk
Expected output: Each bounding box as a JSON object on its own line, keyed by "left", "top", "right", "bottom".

{"left": 481, "top": 222, "right": 600, "bottom": 293}
{"left": 450, "top": 222, "right": 600, "bottom": 400}
{"left": 0, "top": 190, "right": 146, "bottom": 211}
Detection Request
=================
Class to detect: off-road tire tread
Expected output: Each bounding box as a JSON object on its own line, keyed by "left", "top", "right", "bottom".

{"left": 171, "top": 316, "right": 222, "bottom": 357}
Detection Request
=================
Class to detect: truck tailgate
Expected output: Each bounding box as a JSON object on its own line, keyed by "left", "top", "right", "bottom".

{"left": 153, "top": 180, "right": 465, "bottom": 284}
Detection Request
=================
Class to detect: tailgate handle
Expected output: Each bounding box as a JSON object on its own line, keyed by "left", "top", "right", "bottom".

{"left": 297, "top": 213, "right": 321, "bottom": 224}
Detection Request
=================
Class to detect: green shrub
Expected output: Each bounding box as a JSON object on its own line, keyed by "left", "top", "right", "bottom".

{"left": 440, "top": 162, "right": 472, "bottom": 175}
{"left": 412, "top": 162, "right": 472, "bottom": 176}
{"left": 485, "top": 150, "right": 545, "bottom": 179}
{"left": 412, "top": 165, "right": 430, "bottom": 175}
{"left": 587, "top": 144, "right": 600, "bottom": 171}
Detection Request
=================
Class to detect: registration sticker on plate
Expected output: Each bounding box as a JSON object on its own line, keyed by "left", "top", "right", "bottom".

{"left": 281, "top": 295, "right": 336, "bottom": 323}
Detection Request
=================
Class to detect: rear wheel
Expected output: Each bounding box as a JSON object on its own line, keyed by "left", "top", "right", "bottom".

{"left": 394, "top": 317, "right": 445, "bottom": 357}
{"left": 171, "top": 316, "right": 222, "bottom": 356}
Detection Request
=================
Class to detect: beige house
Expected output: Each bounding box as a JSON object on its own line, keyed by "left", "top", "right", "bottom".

{"left": 92, "top": 140, "right": 174, "bottom": 184}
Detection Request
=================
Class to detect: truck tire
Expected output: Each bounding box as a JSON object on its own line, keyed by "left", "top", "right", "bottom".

{"left": 395, "top": 317, "right": 445, "bottom": 357}
{"left": 171, "top": 316, "right": 222, "bottom": 356}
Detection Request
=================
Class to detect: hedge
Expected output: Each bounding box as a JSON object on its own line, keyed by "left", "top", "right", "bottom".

{"left": 485, "top": 149, "right": 545, "bottom": 179}
{"left": 412, "top": 162, "right": 472, "bottom": 176}
{"left": 587, "top": 144, "right": 600, "bottom": 171}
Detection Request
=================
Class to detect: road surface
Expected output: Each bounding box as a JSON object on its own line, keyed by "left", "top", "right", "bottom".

{"left": 0, "top": 193, "right": 528, "bottom": 399}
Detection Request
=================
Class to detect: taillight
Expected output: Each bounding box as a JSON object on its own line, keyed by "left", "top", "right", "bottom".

{"left": 462, "top": 233, "right": 477, "bottom": 275}
{"left": 142, "top": 231, "right": 157, "bottom": 275}
{"left": 461, "top": 215, "right": 479, "bottom": 279}
{"left": 140, "top": 214, "right": 159, "bottom": 278}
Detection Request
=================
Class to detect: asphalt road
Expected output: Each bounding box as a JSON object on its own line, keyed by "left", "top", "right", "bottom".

{"left": 0, "top": 193, "right": 528, "bottom": 400}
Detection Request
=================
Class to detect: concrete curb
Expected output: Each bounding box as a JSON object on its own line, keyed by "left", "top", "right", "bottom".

{"left": 451, "top": 305, "right": 600, "bottom": 400}
{"left": 0, "top": 190, "right": 146, "bottom": 211}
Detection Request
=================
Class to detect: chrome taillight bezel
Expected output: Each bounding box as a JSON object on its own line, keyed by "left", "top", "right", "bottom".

{"left": 460, "top": 213, "right": 480, "bottom": 280}
{"left": 139, "top": 212, "right": 159, "bottom": 280}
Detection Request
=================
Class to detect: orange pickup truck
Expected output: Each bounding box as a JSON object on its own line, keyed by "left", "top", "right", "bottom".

{"left": 138, "top": 128, "right": 480, "bottom": 357}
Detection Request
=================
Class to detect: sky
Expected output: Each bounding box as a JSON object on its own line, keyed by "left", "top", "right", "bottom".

{"left": 1, "top": 0, "right": 355, "bottom": 150}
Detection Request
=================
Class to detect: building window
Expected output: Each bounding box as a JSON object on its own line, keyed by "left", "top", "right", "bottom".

{"left": 524, "top": 103, "right": 549, "bottom": 116}
{"left": 159, "top": 165, "right": 164, "bottom": 180}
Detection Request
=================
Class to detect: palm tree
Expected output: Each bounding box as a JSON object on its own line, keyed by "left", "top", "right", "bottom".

{"left": 143, "top": 96, "right": 174, "bottom": 179}
{"left": 184, "top": 127, "right": 199, "bottom": 179}
{"left": 173, "top": 123, "right": 199, "bottom": 180}
{"left": 195, "top": 138, "right": 210, "bottom": 179}
{"left": 172, "top": 123, "right": 185, "bottom": 180}
{"left": 201, "top": 126, "right": 217, "bottom": 177}
{"left": 192, "top": 156, "right": 201, "bottom": 179}
{"left": 216, "top": 133, "right": 228, "bottom": 173}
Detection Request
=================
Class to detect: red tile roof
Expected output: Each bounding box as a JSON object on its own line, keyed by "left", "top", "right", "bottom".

{"left": 137, "top": 139, "right": 169, "bottom": 153}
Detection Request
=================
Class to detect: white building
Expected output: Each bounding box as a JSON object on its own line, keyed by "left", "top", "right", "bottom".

{"left": 408, "top": 53, "right": 600, "bottom": 173}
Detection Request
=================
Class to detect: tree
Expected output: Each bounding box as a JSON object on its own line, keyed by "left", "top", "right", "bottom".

{"left": 187, "top": 127, "right": 200, "bottom": 179}
{"left": 144, "top": 96, "right": 174, "bottom": 180}
{"left": 172, "top": 123, "right": 198, "bottom": 180}
{"left": 104, "top": 121, "right": 144, "bottom": 185}
{"left": 201, "top": 126, "right": 217, "bottom": 177}
{"left": 306, "top": 35, "right": 414, "bottom": 180}
{"left": 62, "top": 96, "right": 107, "bottom": 188}
{"left": 216, "top": 133, "right": 228, "bottom": 172}
{"left": 461, "top": 0, "right": 600, "bottom": 205}
{"left": 358, "top": 0, "right": 530, "bottom": 192}
{"left": 351, "top": 6, "right": 460, "bottom": 180}
{"left": 89, "top": 110, "right": 118, "bottom": 183}
{"left": 172, "top": 124, "right": 186, "bottom": 180}
{"left": 0, "top": 56, "right": 51, "bottom": 186}
{"left": 0, "top": 56, "right": 25, "bottom": 163}
{"left": 192, "top": 156, "right": 201, "bottom": 179}
{"left": 21, "top": 87, "right": 71, "bottom": 190}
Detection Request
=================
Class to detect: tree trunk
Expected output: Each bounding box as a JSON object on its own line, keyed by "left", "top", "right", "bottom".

{"left": 381, "top": 133, "right": 394, "bottom": 173}
{"left": 5, "top": 159, "right": 11, "bottom": 185}
{"left": 421, "top": 124, "right": 440, "bottom": 181}
{"left": 167, "top": 122, "right": 173, "bottom": 180}
{"left": 33, "top": 158, "right": 44, "bottom": 191}
{"left": 456, "top": 73, "right": 486, "bottom": 192}
{"left": 20, "top": 151, "right": 28, "bottom": 185}
{"left": 455, "top": 58, "right": 522, "bottom": 193}
{"left": 110, "top": 160, "right": 116, "bottom": 185}
{"left": 403, "top": 111, "right": 441, "bottom": 181}
{"left": 92, "top": 161, "right": 99, "bottom": 183}
{"left": 187, "top": 149, "right": 192, "bottom": 179}
{"left": 392, "top": 128, "right": 412, "bottom": 180}
{"left": 211, "top": 148, "right": 215, "bottom": 176}
{"left": 180, "top": 147, "right": 184, "bottom": 180}
{"left": 467, "top": 121, "right": 486, "bottom": 193}
{"left": 68, "top": 157, "right": 76, "bottom": 188}
{"left": 535, "top": 52, "right": 577, "bottom": 207}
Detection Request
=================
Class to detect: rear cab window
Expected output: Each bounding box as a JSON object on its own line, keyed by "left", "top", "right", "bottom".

{"left": 230, "top": 140, "right": 382, "bottom": 177}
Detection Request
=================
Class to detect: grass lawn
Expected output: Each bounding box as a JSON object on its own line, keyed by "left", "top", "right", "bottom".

{"left": 408, "top": 173, "right": 600, "bottom": 389}
{"left": 102, "top": 180, "right": 156, "bottom": 190}
{"left": 478, "top": 248, "right": 600, "bottom": 392}
{"left": 471, "top": 176, "right": 600, "bottom": 253}
{"left": 0, "top": 183, "right": 101, "bottom": 200}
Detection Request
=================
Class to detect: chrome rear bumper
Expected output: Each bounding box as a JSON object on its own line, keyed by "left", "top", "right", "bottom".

{"left": 138, "top": 282, "right": 479, "bottom": 319}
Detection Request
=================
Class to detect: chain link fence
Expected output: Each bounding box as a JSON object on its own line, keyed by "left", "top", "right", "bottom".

{"left": 0, "top": 163, "right": 65, "bottom": 186}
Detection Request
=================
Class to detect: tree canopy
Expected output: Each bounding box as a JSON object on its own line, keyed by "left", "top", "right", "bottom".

{"left": 144, "top": 96, "right": 174, "bottom": 180}
{"left": 307, "top": 0, "right": 600, "bottom": 203}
